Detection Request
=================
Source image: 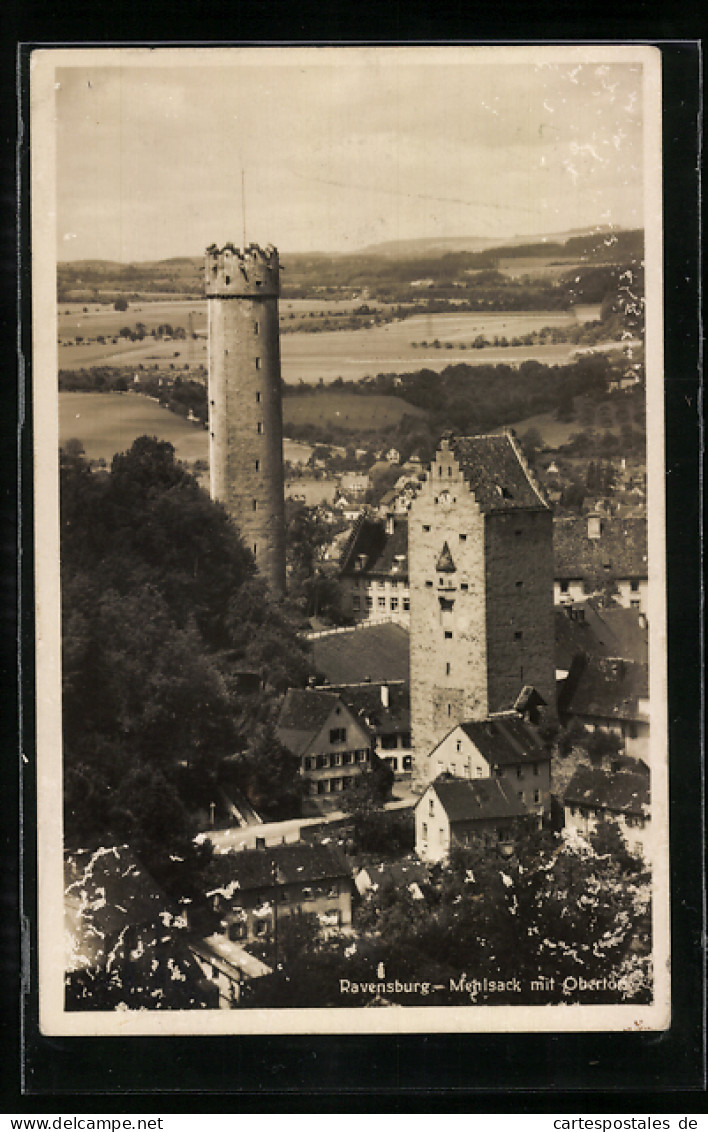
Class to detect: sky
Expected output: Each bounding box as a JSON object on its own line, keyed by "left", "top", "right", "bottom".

{"left": 52, "top": 48, "right": 647, "bottom": 262}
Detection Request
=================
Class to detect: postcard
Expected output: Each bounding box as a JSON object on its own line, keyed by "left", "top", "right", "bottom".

{"left": 30, "top": 44, "right": 669, "bottom": 1036}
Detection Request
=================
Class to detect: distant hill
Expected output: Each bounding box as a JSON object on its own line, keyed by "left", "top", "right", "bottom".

{"left": 359, "top": 227, "right": 621, "bottom": 257}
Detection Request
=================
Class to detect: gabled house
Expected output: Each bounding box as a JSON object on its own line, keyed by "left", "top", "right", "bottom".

{"left": 276, "top": 688, "right": 373, "bottom": 813}
{"left": 420, "top": 713, "right": 551, "bottom": 815}
{"left": 563, "top": 765, "right": 651, "bottom": 861}
{"left": 553, "top": 514, "right": 648, "bottom": 612}
{"left": 415, "top": 777, "right": 534, "bottom": 862}
{"left": 206, "top": 841, "right": 354, "bottom": 943}
{"left": 332, "top": 681, "right": 413, "bottom": 777}
{"left": 339, "top": 515, "right": 410, "bottom": 626}
{"left": 558, "top": 655, "right": 649, "bottom": 759}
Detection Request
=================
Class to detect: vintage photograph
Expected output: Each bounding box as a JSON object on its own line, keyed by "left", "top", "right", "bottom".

{"left": 31, "top": 45, "right": 668, "bottom": 1035}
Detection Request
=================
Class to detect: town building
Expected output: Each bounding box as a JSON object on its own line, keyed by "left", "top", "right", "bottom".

{"left": 339, "top": 514, "right": 410, "bottom": 626}
{"left": 331, "top": 681, "right": 413, "bottom": 778}
{"left": 553, "top": 514, "right": 648, "bottom": 612}
{"left": 206, "top": 841, "right": 354, "bottom": 943}
{"left": 275, "top": 688, "right": 373, "bottom": 812}
{"left": 415, "top": 777, "right": 534, "bottom": 862}
{"left": 420, "top": 713, "right": 551, "bottom": 816}
{"left": 408, "top": 431, "right": 555, "bottom": 759}
{"left": 558, "top": 655, "right": 650, "bottom": 760}
{"left": 563, "top": 765, "right": 650, "bottom": 861}
{"left": 188, "top": 935, "right": 271, "bottom": 1009}
{"left": 554, "top": 600, "right": 648, "bottom": 679}
{"left": 205, "top": 243, "right": 286, "bottom": 595}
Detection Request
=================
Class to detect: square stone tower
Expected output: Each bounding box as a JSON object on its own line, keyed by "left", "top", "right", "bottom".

{"left": 409, "top": 431, "right": 555, "bottom": 759}
{"left": 205, "top": 242, "right": 286, "bottom": 596}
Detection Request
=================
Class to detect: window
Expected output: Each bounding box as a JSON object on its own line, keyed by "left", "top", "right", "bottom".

{"left": 253, "top": 544, "right": 257, "bottom": 556}
{"left": 426, "top": 580, "right": 433, "bottom": 588}
{"left": 533, "top": 789, "right": 541, "bottom": 804}
{"left": 316, "top": 754, "right": 328, "bottom": 769}
{"left": 255, "top": 459, "right": 260, "bottom": 471}
{"left": 329, "top": 727, "right": 347, "bottom": 744}
{"left": 378, "top": 596, "right": 386, "bottom": 608}
{"left": 255, "top": 918, "right": 270, "bottom": 937}
{"left": 402, "top": 755, "right": 412, "bottom": 771}
{"left": 459, "top": 533, "right": 467, "bottom": 542}
{"left": 381, "top": 734, "right": 397, "bottom": 750}
{"left": 317, "top": 780, "right": 329, "bottom": 794}
{"left": 343, "top": 752, "right": 354, "bottom": 765}
{"left": 444, "top": 630, "right": 453, "bottom": 639}
{"left": 515, "top": 529, "right": 523, "bottom": 537}
{"left": 446, "top": 663, "right": 452, "bottom": 676}
{"left": 423, "top": 524, "right": 431, "bottom": 532}
{"left": 390, "top": 597, "right": 398, "bottom": 611}
{"left": 377, "top": 580, "right": 385, "bottom": 588}
{"left": 533, "top": 763, "right": 540, "bottom": 776}
{"left": 255, "top": 357, "right": 262, "bottom": 369}
{"left": 403, "top": 597, "right": 410, "bottom": 611}
{"left": 631, "top": 598, "right": 640, "bottom": 609}
{"left": 495, "top": 767, "right": 505, "bottom": 778}
{"left": 228, "top": 921, "right": 246, "bottom": 941}
{"left": 256, "top": 421, "right": 263, "bottom": 434}
{"left": 305, "top": 756, "right": 316, "bottom": 771}
{"left": 357, "top": 749, "right": 368, "bottom": 763}
{"left": 352, "top": 596, "right": 361, "bottom": 612}
{"left": 422, "top": 822, "right": 428, "bottom": 840}
{"left": 429, "top": 798, "right": 435, "bottom": 816}
{"left": 461, "top": 582, "right": 468, "bottom": 591}
{"left": 475, "top": 766, "right": 482, "bottom": 777}
{"left": 254, "top": 321, "right": 259, "bottom": 334}
{"left": 516, "top": 767, "right": 523, "bottom": 778}
{"left": 332, "top": 752, "right": 342, "bottom": 767}
{"left": 447, "top": 702, "right": 452, "bottom": 715}
{"left": 256, "top": 391, "right": 261, "bottom": 403}
{"left": 366, "top": 595, "right": 373, "bottom": 609}
{"left": 516, "top": 580, "right": 523, "bottom": 588}
{"left": 514, "top": 630, "right": 523, "bottom": 641}
{"left": 332, "top": 777, "right": 343, "bottom": 791}
{"left": 252, "top": 499, "right": 258, "bottom": 511}
{"left": 560, "top": 581, "right": 569, "bottom": 593}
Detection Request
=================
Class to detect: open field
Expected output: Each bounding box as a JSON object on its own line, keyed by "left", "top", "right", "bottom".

{"left": 507, "top": 392, "right": 645, "bottom": 448}
{"left": 58, "top": 303, "right": 608, "bottom": 384}
{"left": 283, "top": 390, "right": 425, "bottom": 430}
{"left": 60, "top": 392, "right": 313, "bottom": 466}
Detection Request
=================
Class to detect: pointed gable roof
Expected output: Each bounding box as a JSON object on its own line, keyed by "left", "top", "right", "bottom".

{"left": 446, "top": 432, "right": 549, "bottom": 513}
{"left": 276, "top": 688, "right": 366, "bottom": 757}
{"left": 436, "top": 541, "right": 456, "bottom": 572}
{"left": 427, "top": 777, "right": 530, "bottom": 823}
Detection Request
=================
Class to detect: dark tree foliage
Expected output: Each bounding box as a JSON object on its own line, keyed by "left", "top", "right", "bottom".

{"left": 61, "top": 437, "right": 312, "bottom": 860}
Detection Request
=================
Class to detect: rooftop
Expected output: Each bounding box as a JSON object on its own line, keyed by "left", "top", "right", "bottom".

{"left": 340, "top": 515, "right": 408, "bottom": 577}
{"left": 334, "top": 682, "right": 410, "bottom": 735}
{"left": 555, "top": 601, "right": 649, "bottom": 670}
{"left": 564, "top": 766, "right": 650, "bottom": 816}
{"left": 456, "top": 714, "right": 549, "bottom": 767}
{"left": 425, "top": 776, "right": 531, "bottom": 824}
{"left": 562, "top": 656, "right": 649, "bottom": 722}
{"left": 553, "top": 516, "right": 648, "bottom": 581}
{"left": 311, "top": 622, "right": 410, "bottom": 685}
{"left": 206, "top": 841, "right": 351, "bottom": 897}
{"left": 276, "top": 688, "right": 360, "bottom": 756}
{"left": 445, "top": 432, "right": 549, "bottom": 513}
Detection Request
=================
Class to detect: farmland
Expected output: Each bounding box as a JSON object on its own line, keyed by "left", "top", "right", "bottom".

{"left": 283, "top": 390, "right": 426, "bottom": 431}
{"left": 58, "top": 301, "right": 607, "bottom": 385}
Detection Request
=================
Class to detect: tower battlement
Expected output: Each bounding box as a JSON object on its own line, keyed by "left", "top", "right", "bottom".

{"left": 205, "top": 243, "right": 280, "bottom": 297}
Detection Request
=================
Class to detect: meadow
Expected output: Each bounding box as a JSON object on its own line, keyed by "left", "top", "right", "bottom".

{"left": 58, "top": 302, "right": 605, "bottom": 384}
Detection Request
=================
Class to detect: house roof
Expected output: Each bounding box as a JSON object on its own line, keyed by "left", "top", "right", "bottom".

{"left": 563, "top": 656, "right": 649, "bottom": 722}
{"left": 206, "top": 841, "right": 351, "bottom": 898}
{"left": 456, "top": 714, "right": 548, "bottom": 767}
{"left": 339, "top": 515, "right": 408, "bottom": 577}
{"left": 553, "top": 516, "right": 648, "bottom": 581}
{"left": 276, "top": 688, "right": 358, "bottom": 756}
{"left": 555, "top": 601, "right": 649, "bottom": 670}
{"left": 425, "top": 777, "right": 530, "bottom": 824}
{"left": 446, "top": 433, "right": 549, "bottom": 513}
{"left": 563, "top": 766, "right": 650, "bottom": 816}
{"left": 358, "top": 859, "right": 428, "bottom": 891}
{"left": 311, "top": 622, "right": 410, "bottom": 685}
{"left": 334, "top": 682, "right": 410, "bottom": 735}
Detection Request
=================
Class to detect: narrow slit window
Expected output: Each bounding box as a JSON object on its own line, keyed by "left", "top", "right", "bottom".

{"left": 255, "top": 357, "right": 262, "bottom": 370}
{"left": 257, "top": 422, "right": 263, "bottom": 434}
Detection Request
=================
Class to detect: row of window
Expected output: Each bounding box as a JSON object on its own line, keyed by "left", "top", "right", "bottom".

{"left": 567, "top": 804, "right": 646, "bottom": 829}
{"left": 304, "top": 749, "right": 369, "bottom": 770}
{"left": 351, "top": 578, "right": 406, "bottom": 589}
{"left": 310, "top": 776, "right": 360, "bottom": 795}
{"left": 353, "top": 595, "right": 410, "bottom": 612}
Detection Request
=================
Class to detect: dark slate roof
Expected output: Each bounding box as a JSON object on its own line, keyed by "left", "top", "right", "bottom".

{"left": 456, "top": 714, "right": 548, "bottom": 767}
{"left": 428, "top": 777, "right": 530, "bottom": 823}
{"left": 207, "top": 842, "right": 351, "bottom": 897}
{"left": 563, "top": 657, "right": 649, "bottom": 722}
{"left": 555, "top": 602, "right": 649, "bottom": 670}
{"left": 276, "top": 688, "right": 353, "bottom": 756}
{"left": 448, "top": 433, "right": 549, "bottom": 513}
{"left": 563, "top": 766, "right": 650, "bottom": 816}
{"left": 334, "top": 682, "right": 410, "bottom": 735}
{"left": 553, "top": 516, "right": 648, "bottom": 581}
{"left": 311, "top": 622, "right": 410, "bottom": 685}
{"left": 359, "top": 859, "right": 428, "bottom": 888}
{"left": 340, "top": 516, "right": 408, "bottom": 577}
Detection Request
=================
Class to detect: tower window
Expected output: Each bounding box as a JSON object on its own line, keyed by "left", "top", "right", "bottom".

{"left": 514, "top": 630, "right": 523, "bottom": 640}
{"left": 459, "top": 533, "right": 467, "bottom": 542}
{"left": 255, "top": 459, "right": 260, "bottom": 471}
{"left": 447, "top": 466, "right": 452, "bottom": 476}
{"left": 423, "top": 525, "right": 431, "bottom": 532}
{"left": 256, "top": 391, "right": 261, "bottom": 403}
{"left": 253, "top": 544, "right": 257, "bottom": 556}
{"left": 225, "top": 275, "right": 231, "bottom": 285}
{"left": 446, "top": 663, "right": 451, "bottom": 676}
{"left": 257, "top": 422, "right": 263, "bottom": 434}
{"left": 516, "top": 580, "right": 523, "bottom": 588}
{"left": 254, "top": 321, "right": 259, "bottom": 334}
{"left": 461, "top": 582, "right": 468, "bottom": 591}
{"left": 444, "top": 631, "right": 453, "bottom": 639}
{"left": 252, "top": 500, "right": 258, "bottom": 511}
{"left": 255, "top": 357, "right": 262, "bottom": 370}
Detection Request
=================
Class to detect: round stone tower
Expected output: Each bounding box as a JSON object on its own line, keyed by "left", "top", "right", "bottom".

{"left": 205, "top": 242, "right": 286, "bottom": 596}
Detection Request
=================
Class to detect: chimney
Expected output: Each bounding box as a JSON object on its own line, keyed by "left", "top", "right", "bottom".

{"left": 380, "top": 684, "right": 390, "bottom": 708}
{"left": 587, "top": 513, "right": 602, "bottom": 540}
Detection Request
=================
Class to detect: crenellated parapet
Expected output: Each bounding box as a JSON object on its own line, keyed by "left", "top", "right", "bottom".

{"left": 205, "top": 243, "right": 280, "bottom": 297}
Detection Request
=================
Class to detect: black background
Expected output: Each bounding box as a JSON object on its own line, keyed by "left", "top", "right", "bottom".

{"left": 1, "top": 10, "right": 704, "bottom": 1112}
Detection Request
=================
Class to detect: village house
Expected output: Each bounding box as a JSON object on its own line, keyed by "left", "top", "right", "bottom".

{"left": 553, "top": 514, "right": 648, "bottom": 612}
{"left": 188, "top": 934, "right": 271, "bottom": 1009}
{"left": 558, "top": 655, "right": 650, "bottom": 760}
{"left": 415, "top": 777, "right": 535, "bottom": 862}
{"left": 206, "top": 841, "right": 354, "bottom": 943}
{"left": 420, "top": 713, "right": 551, "bottom": 817}
{"left": 339, "top": 514, "right": 410, "bottom": 626}
{"left": 332, "top": 681, "right": 413, "bottom": 778}
{"left": 563, "top": 765, "right": 650, "bottom": 861}
{"left": 276, "top": 688, "right": 373, "bottom": 813}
